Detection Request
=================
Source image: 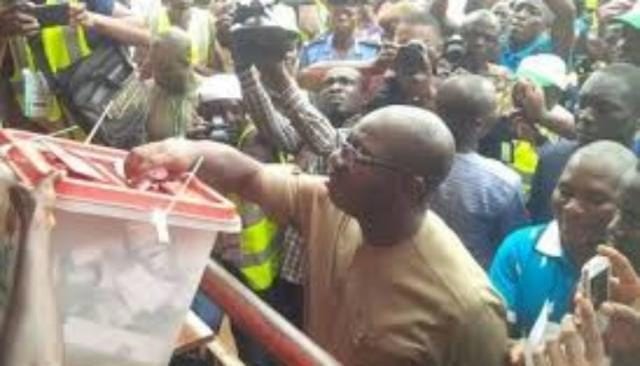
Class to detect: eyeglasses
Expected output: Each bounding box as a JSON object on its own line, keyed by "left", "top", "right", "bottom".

{"left": 335, "top": 133, "right": 413, "bottom": 175}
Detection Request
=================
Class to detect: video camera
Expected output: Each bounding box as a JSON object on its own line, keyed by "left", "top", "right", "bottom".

{"left": 444, "top": 34, "right": 466, "bottom": 69}
{"left": 230, "top": 0, "right": 299, "bottom": 63}
{"left": 232, "top": 0, "right": 273, "bottom": 24}
{"left": 393, "top": 41, "right": 429, "bottom": 76}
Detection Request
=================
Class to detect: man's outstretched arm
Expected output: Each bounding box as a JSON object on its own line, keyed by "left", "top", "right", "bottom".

{"left": 125, "top": 139, "right": 292, "bottom": 216}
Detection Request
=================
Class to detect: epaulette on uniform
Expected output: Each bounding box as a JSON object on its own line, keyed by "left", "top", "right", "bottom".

{"left": 303, "top": 35, "right": 330, "bottom": 48}
{"left": 358, "top": 40, "right": 381, "bottom": 50}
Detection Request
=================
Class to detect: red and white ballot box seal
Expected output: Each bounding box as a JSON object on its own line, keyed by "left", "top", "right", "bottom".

{"left": 0, "top": 129, "right": 240, "bottom": 366}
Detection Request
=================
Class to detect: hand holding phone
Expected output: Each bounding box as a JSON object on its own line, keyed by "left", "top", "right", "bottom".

{"left": 23, "top": 3, "right": 70, "bottom": 28}
{"left": 581, "top": 255, "right": 611, "bottom": 309}
{"left": 0, "top": 3, "right": 39, "bottom": 37}
{"left": 68, "top": 2, "right": 95, "bottom": 28}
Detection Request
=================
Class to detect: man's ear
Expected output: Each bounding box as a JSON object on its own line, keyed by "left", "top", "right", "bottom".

{"left": 404, "top": 175, "right": 428, "bottom": 202}
{"left": 474, "top": 116, "right": 488, "bottom": 137}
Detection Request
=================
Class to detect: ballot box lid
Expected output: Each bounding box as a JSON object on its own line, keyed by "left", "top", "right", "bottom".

{"left": 0, "top": 129, "right": 240, "bottom": 232}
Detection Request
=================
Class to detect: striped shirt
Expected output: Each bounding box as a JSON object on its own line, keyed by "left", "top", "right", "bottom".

{"left": 431, "top": 153, "right": 529, "bottom": 268}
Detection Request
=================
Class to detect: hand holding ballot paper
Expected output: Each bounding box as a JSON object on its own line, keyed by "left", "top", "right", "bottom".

{"left": 526, "top": 246, "right": 640, "bottom": 366}
{"left": 530, "top": 296, "right": 608, "bottom": 366}
{"left": 0, "top": 129, "right": 240, "bottom": 366}
{"left": 125, "top": 138, "right": 201, "bottom": 188}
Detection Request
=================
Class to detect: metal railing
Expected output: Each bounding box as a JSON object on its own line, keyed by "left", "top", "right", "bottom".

{"left": 199, "top": 260, "right": 341, "bottom": 366}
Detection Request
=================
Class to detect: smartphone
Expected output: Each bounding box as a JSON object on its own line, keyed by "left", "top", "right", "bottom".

{"left": 581, "top": 255, "right": 611, "bottom": 309}
{"left": 26, "top": 3, "right": 70, "bottom": 28}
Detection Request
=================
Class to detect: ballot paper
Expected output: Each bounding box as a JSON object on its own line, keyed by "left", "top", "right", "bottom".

{"left": 525, "top": 300, "right": 561, "bottom": 366}
{"left": 64, "top": 317, "right": 168, "bottom": 366}
{"left": 115, "top": 263, "right": 176, "bottom": 314}
{"left": 125, "top": 220, "right": 173, "bottom": 274}
{"left": 197, "top": 74, "right": 242, "bottom": 102}
{"left": 70, "top": 244, "right": 104, "bottom": 267}
{"left": 113, "top": 159, "right": 126, "bottom": 179}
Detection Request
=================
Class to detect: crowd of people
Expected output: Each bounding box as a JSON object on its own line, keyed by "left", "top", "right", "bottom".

{"left": 2, "top": 0, "right": 640, "bottom": 364}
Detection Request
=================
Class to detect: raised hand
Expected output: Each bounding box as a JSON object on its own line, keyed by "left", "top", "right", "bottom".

{"left": 0, "top": 3, "right": 39, "bottom": 37}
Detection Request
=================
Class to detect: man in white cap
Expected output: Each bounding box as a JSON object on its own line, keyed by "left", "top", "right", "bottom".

{"left": 498, "top": 54, "right": 574, "bottom": 197}
{"left": 513, "top": 53, "right": 575, "bottom": 140}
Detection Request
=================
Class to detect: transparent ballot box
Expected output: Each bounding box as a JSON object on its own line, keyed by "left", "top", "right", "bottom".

{"left": 0, "top": 129, "right": 240, "bottom": 366}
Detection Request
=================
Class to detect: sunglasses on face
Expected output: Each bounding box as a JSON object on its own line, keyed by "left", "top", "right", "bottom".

{"left": 335, "top": 133, "right": 413, "bottom": 175}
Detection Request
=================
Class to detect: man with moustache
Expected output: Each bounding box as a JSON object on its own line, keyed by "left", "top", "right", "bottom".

{"left": 490, "top": 141, "right": 636, "bottom": 336}
{"left": 125, "top": 105, "right": 509, "bottom": 365}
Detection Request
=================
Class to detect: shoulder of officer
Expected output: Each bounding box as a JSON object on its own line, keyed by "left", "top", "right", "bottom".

{"left": 303, "top": 34, "right": 331, "bottom": 48}
{"left": 357, "top": 39, "right": 381, "bottom": 50}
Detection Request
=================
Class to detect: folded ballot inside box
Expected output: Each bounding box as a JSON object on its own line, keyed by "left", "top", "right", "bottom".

{"left": 0, "top": 129, "right": 240, "bottom": 366}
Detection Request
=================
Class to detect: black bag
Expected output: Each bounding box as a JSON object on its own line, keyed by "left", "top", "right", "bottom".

{"left": 28, "top": 36, "right": 148, "bottom": 149}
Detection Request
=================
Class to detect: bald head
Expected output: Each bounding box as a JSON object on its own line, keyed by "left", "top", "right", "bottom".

{"left": 152, "top": 27, "right": 191, "bottom": 63}
{"left": 462, "top": 9, "right": 500, "bottom": 33}
{"left": 436, "top": 75, "right": 497, "bottom": 150}
{"left": 577, "top": 63, "right": 640, "bottom": 146}
{"left": 354, "top": 105, "right": 455, "bottom": 190}
{"left": 567, "top": 141, "right": 637, "bottom": 184}
{"left": 593, "top": 64, "right": 640, "bottom": 113}
{"left": 151, "top": 27, "right": 194, "bottom": 93}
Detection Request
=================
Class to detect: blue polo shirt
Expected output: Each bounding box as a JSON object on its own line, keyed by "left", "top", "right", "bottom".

{"left": 298, "top": 33, "right": 379, "bottom": 69}
{"left": 489, "top": 221, "right": 579, "bottom": 336}
{"left": 499, "top": 33, "right": 554, "bottom": 72}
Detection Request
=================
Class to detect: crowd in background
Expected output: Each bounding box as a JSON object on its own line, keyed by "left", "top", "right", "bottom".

{"left": 2, "top": 0, "right": 640, "bottom": 365}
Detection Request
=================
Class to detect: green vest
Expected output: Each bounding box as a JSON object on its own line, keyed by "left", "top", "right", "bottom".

{"left": 235, "top": 126, "right": 286, "bottom": 291}
{"left": 151, "top": 7, "right": 211, "bottom": 67}
{"left": 10, "top": 0, "right": 92, "bottom": 122}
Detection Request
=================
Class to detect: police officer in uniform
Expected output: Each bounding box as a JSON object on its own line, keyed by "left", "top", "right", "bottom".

{"left": 299, "top": 0, "right": 379, "bottom": 69}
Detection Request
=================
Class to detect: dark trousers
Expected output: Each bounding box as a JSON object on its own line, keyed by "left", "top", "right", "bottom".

{"left": 231, "top": 277, "right": 304, "bottom": 366}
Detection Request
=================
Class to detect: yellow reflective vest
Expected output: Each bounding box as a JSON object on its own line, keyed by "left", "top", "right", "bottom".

{"left": 150, "top": 7, "right": 211, "bottom": 68}
{"left": 237, "top": 202, "right": 281, "bottom": 291}
{"left": 9, "top": 0, "right": 91, "bottom": 123}
{"left": 510, "top": 140, "right": 538, "bottom": 200}
{"left": 234, "top": 125, "right": 286, "bottom": 291}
